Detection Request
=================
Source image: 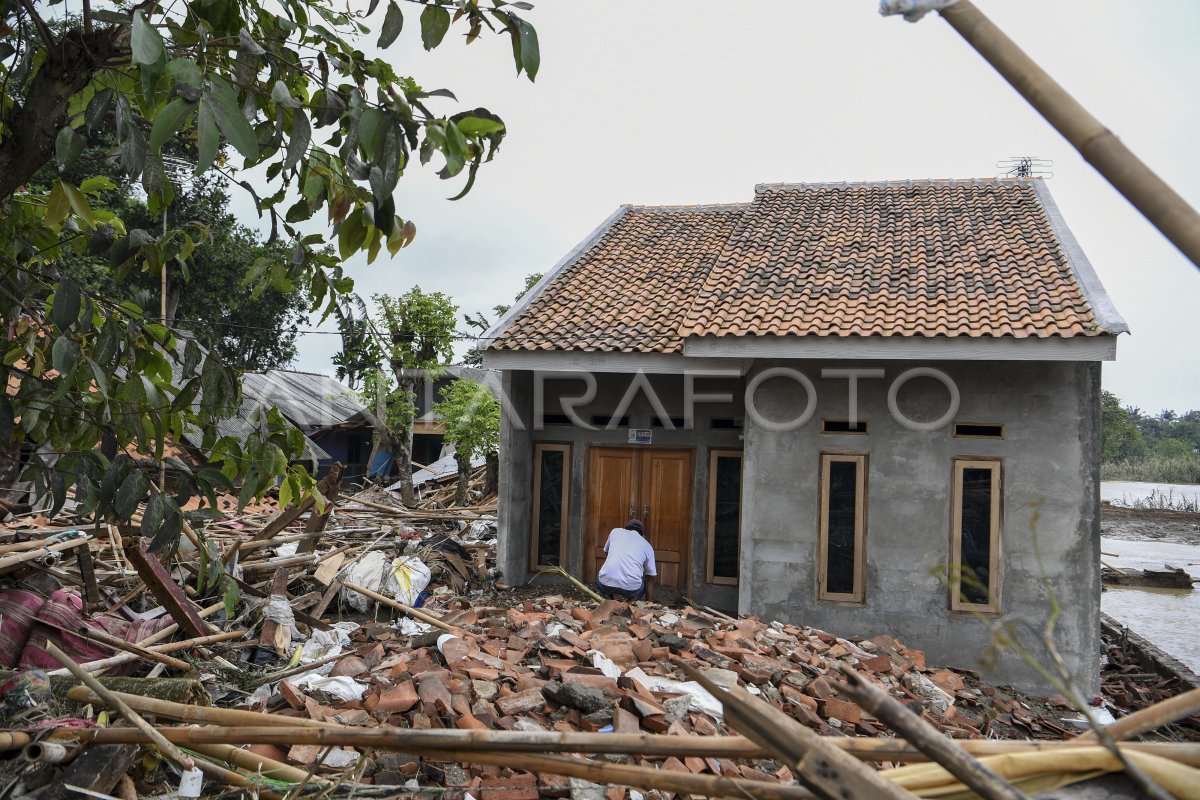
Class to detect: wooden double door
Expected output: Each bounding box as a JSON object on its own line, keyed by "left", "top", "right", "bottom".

{"left": 585, "top": 447, "right": 693, "bottom": 589}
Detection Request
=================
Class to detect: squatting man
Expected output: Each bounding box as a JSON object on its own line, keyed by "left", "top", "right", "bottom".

{"left": 595, "top": 519, "right": 657, "bottom": 601}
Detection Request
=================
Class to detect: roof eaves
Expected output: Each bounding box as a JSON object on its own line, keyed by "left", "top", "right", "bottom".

{"left": 1031, "top": 180, "right": 1129, "bottom": 335}
{"left": 753, "top": 177, "right": 1043, "bottom": 193}
{"left": 480, "top": 205, "right": 631, "bottom": 345}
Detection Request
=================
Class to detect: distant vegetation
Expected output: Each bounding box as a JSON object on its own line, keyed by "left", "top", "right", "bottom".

{"left": 1101, "top": 391, "right": 1200, "bottom": 484}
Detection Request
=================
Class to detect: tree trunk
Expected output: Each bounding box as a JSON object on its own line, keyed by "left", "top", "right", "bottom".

{"left": 484, "top": 450, "right": 498, "bottom": 497}
{"left": 392, "top": 374, "right": 416, "bottom": 506}
{"left": 454, "top": 453, "right": 471, "bottom": 506}
{"left": 0, "top": 27, "right": 121, "bottom": 201}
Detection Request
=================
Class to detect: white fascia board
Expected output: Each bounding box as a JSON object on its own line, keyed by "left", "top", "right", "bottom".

{"left": 481, "top": 350, "right": 750, "bottom": 375}
{"left": 1032, "top": 180, "right": 1129, "bottom": 335}
{"left": 479, "top": 206, "right": 631, "bottom": 344}
{"left": 682, "top": 335, "right": 1118, "bottom": 361}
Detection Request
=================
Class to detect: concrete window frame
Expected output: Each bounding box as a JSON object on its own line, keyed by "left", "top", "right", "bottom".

{"left": 530, "top": 443, "right": 571, "bottom": 572}
{"left": 817, "top": 452, "right": 868, "bottom": 605}
{"left": 949, "top": 457, "right": 1003, "bottom": 614}
{"left": 952, "top": 422, "right": 1006, "bottom": 440}
{"left": 820, "top": 419, "right": 870, "bottom": 435}
{"left": 705, "top": 449, "right": 743, "bottom": 586}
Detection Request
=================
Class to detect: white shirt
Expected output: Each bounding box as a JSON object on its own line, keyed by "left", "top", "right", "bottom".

{"left": 597, "top": 527, "right": 657, "bottom": 592}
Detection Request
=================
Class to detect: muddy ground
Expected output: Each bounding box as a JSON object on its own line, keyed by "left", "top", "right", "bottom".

{"left": 1101, "top": 502, "right": 1200, "bottom": 545}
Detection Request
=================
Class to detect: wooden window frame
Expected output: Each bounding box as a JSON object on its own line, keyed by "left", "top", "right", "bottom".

{"left": 530, "top": 443, "right": 571, "bottom": 571}
{"left": 817, "top": 452, "right": 868, "bottom": 604}
{"left": 820, "top": 419, "right": 870, "bottom": 435}
{"left": 705, "top": 449, "right": 743, "bottom": 586}
{"left": 949, "top": 457, "right": 1003, "bottom": 614}
{"left": 952, "top": 422, "right": 1006, "bottom": 440}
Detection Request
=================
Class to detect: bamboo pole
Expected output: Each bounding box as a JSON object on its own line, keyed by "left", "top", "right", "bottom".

{"left": 47, "top": 718, "right": 1200, "bottom": 768}
{"left": 673, "top": 659, "right": 918, "bottom": 800}
{"left": 188, "top": 742, "right": 325, "bottom": 784}
{"left": 48, "top": 628, "right": 244, "bottom": 677}
{"left": 936, "top": 0, "right": 1200, "bottom": 273}
{"left": 66, "top": 625, "right": 192, "bottom": 672}
{"left": 44, "top": 642, "right": 195, "bottom": 771}
{"left": 832, "top": 664, "right": 1030, "bottom": 800}
{"left": 1078, "top": 686, "right": 1200, "bottom": 743}
{"left": 341, "top": 581, "right": 459, "bottom": 633}
{"left": 47, "top": 599, "right": 226, "bottom": 676}
{"left": 0, "top": 732, "right": 30, "bottom": 751}
{"left": 0, "top": 535, "right": 92, "bottom": 572}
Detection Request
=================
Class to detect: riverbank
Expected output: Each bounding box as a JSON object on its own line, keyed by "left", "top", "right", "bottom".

{"left": 1101, "top": 503, "right": 1200, "bottom": 545}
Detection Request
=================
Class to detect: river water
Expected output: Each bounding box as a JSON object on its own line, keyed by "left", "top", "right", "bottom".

{"left": 1099, "top": 480, "right": 1200, "bottom": 674}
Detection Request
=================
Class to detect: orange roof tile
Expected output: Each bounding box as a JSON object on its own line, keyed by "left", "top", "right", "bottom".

{"left": 489, "top": 180, "right": 1121, "bottom": 353}
{"left": 490, "top": 204, "right": 748, "bottom": 353}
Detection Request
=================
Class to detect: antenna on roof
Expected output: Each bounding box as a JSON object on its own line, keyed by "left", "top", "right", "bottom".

{"left": 996, "top": 156, "right": 1053, "bottom": 179}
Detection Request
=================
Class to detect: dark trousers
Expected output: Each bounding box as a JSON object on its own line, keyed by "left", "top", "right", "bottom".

{"left": 594, "top": 579, "right": 646, "bottom": 600}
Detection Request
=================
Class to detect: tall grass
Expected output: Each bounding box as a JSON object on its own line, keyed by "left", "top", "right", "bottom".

{"left": 1100, "top": 454, "right": 1200, "bottom": 484}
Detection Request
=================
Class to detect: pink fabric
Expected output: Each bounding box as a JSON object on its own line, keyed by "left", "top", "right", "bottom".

{"left": 0, "top": 589, "right": 47, "bottom": 668}
{"left": 16, "top": 589, "right": 175, "bottom": 676}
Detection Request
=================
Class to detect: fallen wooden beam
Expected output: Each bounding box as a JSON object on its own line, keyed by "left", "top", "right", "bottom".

{"left": 123, "top": 541, "right": 209, "bottom": 637}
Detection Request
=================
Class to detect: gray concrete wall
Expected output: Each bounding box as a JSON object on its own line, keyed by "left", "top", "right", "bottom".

{"left": 498, "top": 370, "right": 744, "bottom": 609}
{"left": 740, "top": 359, "right": 1102, "bottom": 694}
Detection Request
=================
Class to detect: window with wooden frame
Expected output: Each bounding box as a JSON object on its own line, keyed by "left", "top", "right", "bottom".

{"left": 818, "top": 453, "right": 867, "bottom": 603}
{"left": 950, "top": 458, "right": 1002, "bottom": 613}
{"left": 953, "top": 422, "right": 1005, "bottom": 439}
{"left": 706, "top": 450, "right": 743, "bottom": 585}
{"left": 530, "top": 444, "right": 570, "bottom": 570}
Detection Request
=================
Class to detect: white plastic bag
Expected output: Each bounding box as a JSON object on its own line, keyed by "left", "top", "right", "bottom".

{"left": 339, "top": 551, "right": 431, "bottom": 611}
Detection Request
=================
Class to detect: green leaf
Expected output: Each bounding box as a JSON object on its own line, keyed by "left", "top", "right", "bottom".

{"left": 357, "top": 108, "right": 386, "bottom": 160}
{"left": 113, "top": 469, "right": 149, "bottom": 519}
{"left": 85, "top": 88, "right": 114, "bottom": 132}
{"left": 51, "top": 336, "right": 78, "bottom": 374}
{"left": 51, "top": 279, "right": 81, "bottom": 330}
{"left": 146, "top": 493, "right": 183, "bottom": 553}
{"left": 55, "top": 126, "right": 85, "bottom": 171}
{"left": 223, "top": 575, "right": 240, "bottom": 618}
{"left": 378, "top": 1, "right": 404, "bottom": 48}
{"left": 285, "top": 109, "right": 311, "bottom": 171}
{"left": 454, "top": 115, "right": 505, "bottom": 137}
{"left": 62, "top": 182, "right": 96, "bottom": 226}
{"left": 420, "top": 5, "right": 451, "bottom": 50}
{"left": 195, "top": 99, "right": 220, "bottom": 174}
{"left": 131, "top": 10, "right": 165, "bottom": 65}
{"left": 46, "top": 181, "right": 70, "bottom": 225}
{"left": 271, "top": 80, "right": 300, "bottom": 109}
{"left": 119, "top": 125, "right": 147, "bottom": 178}
{"left": 165, "top": 57, "right": 203, "bottom": 89}
{"left": 509, "top": 13, "right": 539, "bottom": 81}
{"left": 206, "top": 76, "right": 259, "bottom": 160}
{"left": 338, "top": 208, "right": 368, "bottom": 260}
{"left": 149, "top": 97, "right": 196, "bottom": 153}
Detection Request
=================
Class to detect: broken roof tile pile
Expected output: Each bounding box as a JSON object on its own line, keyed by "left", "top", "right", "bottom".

{"left": 489, "top": 179, "right": 1117, "bottom": 353}
{"left": 251, "top": 593, "right": 1090, "bottom": 791}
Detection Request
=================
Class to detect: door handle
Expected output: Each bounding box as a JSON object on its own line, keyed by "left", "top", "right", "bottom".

{"left": 629, "top": 504, "right": 635, "bottom": 517}
{"left": 642, "top": 504, "right": 649, "bottom": 518}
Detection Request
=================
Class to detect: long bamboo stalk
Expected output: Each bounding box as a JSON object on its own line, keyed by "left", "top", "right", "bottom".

{"left": 45, "top": 642, "right": 194, "bottom": 772}
{"left": 341, "top": 581, "right": 458, "bottom": 633}
{"left": 675, "top": 658, "right": 917, "bottom": 800}
{"left": 1078, "top": 686, "right": 1200, "bottom": 743}
{"left": 0, "top": 535, "right": 91, "bottom": 572}
{"left": 66, "top": 625, "right": 191, "bottom": 672}
{"left": 48, "top": 627, "right": 243, "bottom": 677}
{"left": 54, "top": 723, "right": 1200, "bottom": 767}
{"left": 832, "top": 664, "right": 1029, "bottom": 800}
{"left": 188, "top": 742, "right": 325, "bottom": 784}
{"left": 936, "top": 0, "right": 1200, "bottom": 273}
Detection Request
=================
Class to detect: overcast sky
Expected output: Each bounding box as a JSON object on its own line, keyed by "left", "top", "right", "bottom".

{"left": 282, "top": 0, "right": 1200, "bottom": 414}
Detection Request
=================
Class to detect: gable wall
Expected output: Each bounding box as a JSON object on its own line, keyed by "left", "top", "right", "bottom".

{"left": 740, "top": 359, "right": 1102, "bottom": 693}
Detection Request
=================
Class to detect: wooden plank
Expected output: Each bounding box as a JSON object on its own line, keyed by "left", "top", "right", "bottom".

{"left": 123, "top": 541, "right": 209, "bottom": 637}
{"left": 299, "top": 463, "right": 342, "bottom": 554}
{"left": 76, "top": 543, "right": 101, "bottom": 609}
{"left": 37, "top": 743, "right": 137, "bottom": 800}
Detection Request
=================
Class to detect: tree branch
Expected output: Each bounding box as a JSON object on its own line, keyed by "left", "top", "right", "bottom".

{"left": 15, "top": 0, "right": 55, "bottom": 49}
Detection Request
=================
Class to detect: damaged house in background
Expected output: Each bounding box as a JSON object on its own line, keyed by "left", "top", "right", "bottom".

{"left": 481, "top": 178, "right": 1127, "bottom": 692}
